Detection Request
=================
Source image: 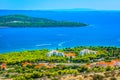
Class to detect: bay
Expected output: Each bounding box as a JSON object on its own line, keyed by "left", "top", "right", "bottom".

{"left": 0, "top": 10, "right": 120, "bottom": 53}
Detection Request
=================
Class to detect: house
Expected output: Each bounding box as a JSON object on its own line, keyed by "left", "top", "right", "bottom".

{"left": 34, "top": 63, "right": 46, "bottom": 69}
{"left": 22, "top": 62, "right": 32, "bottom": 67}
{"left": 96, "top": 61, "right": 105, "bottom": 67}
{"left": 65, "top": 53, "right": 75, "bottom": 58}
{"left": 96, "top": 61, "right": 115, "bottom": 67}
{"left": 38, "top": 63, "right": 46, "bottom": 68}
{"left": 46, "top": 62, "right": 55, "bottom": 68}
{"left": 80, "top": 49, "right": 97, "bottom": 56}
{"left": 85, "top": 63, "right": 91, "bottom": 69}
{"left": 96, "top": 60, "right": 120, "bottom": 67}
{"left": 104, "top": 62, "right": 115, "bottom": 67}
{"left": 0, "top": 63, "right": 7, "bottom": 70}
{"left": 34, "top": 63, "right": 55, "bottom": 69}
{"left": 46, "top": 50, "right": 65, "bottom": 57}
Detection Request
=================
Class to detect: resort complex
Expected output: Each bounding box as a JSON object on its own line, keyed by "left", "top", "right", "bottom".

{"left": 80, "top": 49, "right": 97, "bottom": 56}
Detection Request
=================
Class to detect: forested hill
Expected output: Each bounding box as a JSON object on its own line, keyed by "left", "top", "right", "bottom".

{"left": 0, "top": 15, "right": 87, "bottom": 27}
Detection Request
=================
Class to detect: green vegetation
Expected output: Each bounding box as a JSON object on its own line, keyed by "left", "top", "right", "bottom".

{"left": 0, "top": 46, "right": 120, "bottom": 80}
{"left": 0, "top": 46, "right": 120, "bottom": 64}
{"left": 0, "top": 15, "right": 87, "bottom": 27}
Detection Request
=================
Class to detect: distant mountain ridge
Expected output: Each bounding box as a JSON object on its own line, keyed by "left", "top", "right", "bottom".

{"left": 52, "top": 8, "right": 96, "bottom": 11}
{"left": 0, "top": 8, "right": 96, "bottom": 11}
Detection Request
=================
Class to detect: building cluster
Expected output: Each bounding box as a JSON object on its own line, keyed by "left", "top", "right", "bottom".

{"left": 46, "top": 50, "right": 76, "bottom": 58}
{"left": 21, "top": 62, "right": 55, "bottom": 69}
{"left": 46, "top": 50, "right": 65, "bottom": 57}
{"left": 46, "top": 49, "right": 97, "bottom": 58}
{"left": 85, "top": 60, "right": 120, "bottom": 69}
{"left": 79, "top": 49, "right": 97, "bottom": 56}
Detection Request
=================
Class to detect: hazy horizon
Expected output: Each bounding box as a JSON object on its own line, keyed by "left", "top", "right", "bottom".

{"left": 0, "top": 0, "right": 120, "bottom": 10}
{"left": 0, "top": 8, "right": 120, "bottom": 11}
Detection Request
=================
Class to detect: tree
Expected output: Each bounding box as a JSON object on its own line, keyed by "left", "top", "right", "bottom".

{"left": 110, "top": 77, "right": 117, "bottom": 80}
{"left": 106, "top": 66, "right": 114, "bottom": 71}
{"left": 93, "top": 74, "right": 104, "bottom": 80}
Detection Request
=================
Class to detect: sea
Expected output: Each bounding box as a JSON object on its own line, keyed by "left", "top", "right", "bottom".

{"left": 0, "top": 10, "right": 120, "bottom": 53}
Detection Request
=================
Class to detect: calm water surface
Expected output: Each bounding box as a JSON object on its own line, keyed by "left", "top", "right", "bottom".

{"left": 0, "top": 11, "right": 120, "bottom": 53}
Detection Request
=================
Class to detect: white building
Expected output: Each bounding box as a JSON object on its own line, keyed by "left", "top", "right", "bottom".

{"left": 80, "top": 49, "right": 97, "bottom": 56}
{"left": 46, "top": 50, "right": 65, "bottom": 57}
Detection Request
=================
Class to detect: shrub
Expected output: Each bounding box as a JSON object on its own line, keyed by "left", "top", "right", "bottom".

{"left": 106, "top": 66, "right": 114, "bottom": 71}
{"left": 93, "top": 74, "right": 104, "bottom": 80}
{"left": 13, "top": 76, "right": 26, "bottom": 80}
{"left": 5, "top": 74, "right": 10, "bottom": 78}
{"left": 110, "top": 77, "right": 117, "bottom": 80}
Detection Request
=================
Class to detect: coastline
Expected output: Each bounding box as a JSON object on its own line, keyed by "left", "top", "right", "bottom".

{"left": 0, "top": 45, "right": 119, "bottom": 54}
{"left": 0, "top": 26, "right": 9, "bottom": 28}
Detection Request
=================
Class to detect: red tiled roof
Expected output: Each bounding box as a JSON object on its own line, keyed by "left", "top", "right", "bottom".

{"left": 86, "top": 63, "right": 91, "bottom": 68}
{"left": 34, "top": 65, "right": 40, "bottom": 69}
{"left": 46, "top": 65, "right": 54, "bottom": 68}
{"left": 105, "top": 62, "right": 114, "bottom": 66}
{"left": 96, "top": 60, "right": 119, "bottom": 67}
{"left": 65, "top": 53, "right": 75, "bottom": 57}
{"left": 112, "top": 60, "right": 120, "bottom": 62}
{"left": 39, "top": 63, "right": 46, "bottom": 67}
{"left": 34, "top": 63, "right": 55, "bottom": 69}
{"left": 34, "top": 63, "right": 46, "bottom": 69}
{"left": 22, "top": 62, "right": 32, "bottom": 67}
{"left": 0, "top": 63, "right": 7, "bottom": 69}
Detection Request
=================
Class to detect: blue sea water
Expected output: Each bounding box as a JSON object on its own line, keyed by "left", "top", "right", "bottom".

{"left": 0, "top": 10, "right": 120, "bottom": 53}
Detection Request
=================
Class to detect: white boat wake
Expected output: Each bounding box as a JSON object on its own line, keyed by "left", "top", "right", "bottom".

{"left": 58, "top": 40, "right": 74, "bottom": 47}
{"left": 58, "top": 42, "right": 66, "bottom": 46}
{"left": 36, "top": 44, "right": 52, "bottom": 47}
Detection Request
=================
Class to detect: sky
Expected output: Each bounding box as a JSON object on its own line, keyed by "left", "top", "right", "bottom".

{"left": 0, "top": 0, "right": 120, "bottom": 10}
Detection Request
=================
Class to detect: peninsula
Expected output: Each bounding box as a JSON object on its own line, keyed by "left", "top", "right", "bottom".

{"left": 0, "top": 15, "right": 87, "bottom": 27}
